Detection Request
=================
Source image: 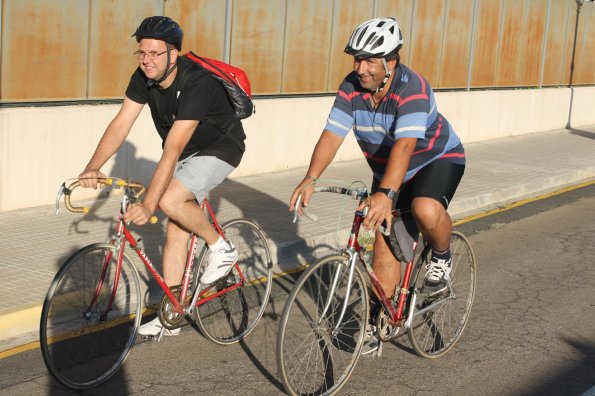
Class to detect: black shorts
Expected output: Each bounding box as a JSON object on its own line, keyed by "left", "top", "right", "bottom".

{"left": 372, "top": 159, "right": 465, "bottom": 210}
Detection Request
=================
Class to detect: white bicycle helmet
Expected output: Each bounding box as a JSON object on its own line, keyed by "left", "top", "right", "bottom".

{"left": 344, "top": 17, "right": 403, "bottom": 58}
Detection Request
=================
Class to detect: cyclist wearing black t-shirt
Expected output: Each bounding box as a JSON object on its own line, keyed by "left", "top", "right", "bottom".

{"left": 79, "top": 16, "right": 244, "bottom": 337}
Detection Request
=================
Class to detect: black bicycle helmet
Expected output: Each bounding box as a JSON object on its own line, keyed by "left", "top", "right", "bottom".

{"left": 132, "top": 16, "right": 183, "bottom": 50}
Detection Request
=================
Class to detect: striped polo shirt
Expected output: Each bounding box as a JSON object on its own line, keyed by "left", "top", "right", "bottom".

{"left": 325, "top": 64, "right": 465, "bottom": 183}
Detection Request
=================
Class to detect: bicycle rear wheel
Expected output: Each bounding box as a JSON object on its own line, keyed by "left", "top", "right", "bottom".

{"left": 194, "top": 219, "right": 272, "bottom": 345}
{"left": 277, "top": 254, "right": 369, "bottom": 396}
{"left": 407, "top": 231, "right": 476, "bottom": 358}
{"left": 40, "top": 243, "right": 142, "bottom": 390}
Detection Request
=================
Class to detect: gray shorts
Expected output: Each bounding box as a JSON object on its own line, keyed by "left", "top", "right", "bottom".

{"left": 173, "top": 155, "right": 235, "bottom": 202}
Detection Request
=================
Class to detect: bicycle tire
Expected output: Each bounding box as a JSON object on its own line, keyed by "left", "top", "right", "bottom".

{"left": 407, "top": 231, "right": 476, "bottom": 358}
{"left": 40, "top": 243, "right": 142, "bottom": 390}
{"left": 194, "top": 219, "right": 273, "bottom": 345}
{"left": 276, "top": 254, "right": 369, "bottom": 396}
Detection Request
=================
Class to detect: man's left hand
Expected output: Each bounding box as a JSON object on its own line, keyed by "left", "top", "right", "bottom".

{"left": 358, "top": 192, "right": 393, "bottom": 232}
{"left": 123, "top": 202, "right": 153, "bottom": 226}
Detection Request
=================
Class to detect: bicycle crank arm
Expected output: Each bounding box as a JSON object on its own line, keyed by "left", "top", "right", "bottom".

{"left": 185, "top": 283, "right": 207, "bottom": 316}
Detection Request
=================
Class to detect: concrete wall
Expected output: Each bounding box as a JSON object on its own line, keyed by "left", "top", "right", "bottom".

{"left": 1, "top": 86, "right": 594, "bottom": 212}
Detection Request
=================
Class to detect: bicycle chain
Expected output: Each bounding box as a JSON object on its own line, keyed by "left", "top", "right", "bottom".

{"left": 158, "top": 285, "right": 187, "bottom": 330}
{"left": 376, "top": 308, "right": 401, "bottom": 342}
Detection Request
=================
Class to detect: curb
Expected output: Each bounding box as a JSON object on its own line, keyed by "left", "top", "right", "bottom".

{"left": 2, "top": 174, "right": 595, "bottom": 357}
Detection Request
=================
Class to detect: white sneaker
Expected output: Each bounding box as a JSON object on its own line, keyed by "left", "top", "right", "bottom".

{"left": 200, "top": 241, "right": 238, "bottom": 285}
{"left": 423, "top": 256, "right": 452, "bottom": 292}
{"left": 138, "top": 317, "right": 180, "bottom": 337}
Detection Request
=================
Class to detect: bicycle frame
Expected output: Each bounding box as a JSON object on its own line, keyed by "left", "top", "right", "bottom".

{"left": 82, "top": 190, "right": 247, "bottom": 320}
{"left": 306, "top": 186, "right": 420, "bottom": 330}
{"left": 349, "top": 208, "right": 419, "bottom": 327}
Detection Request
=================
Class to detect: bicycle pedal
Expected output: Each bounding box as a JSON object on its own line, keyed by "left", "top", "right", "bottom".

{"left": 140, "top": 334, "right": 162, "bottom": 342}
{"left": 140, "top": 328, "right": 166, "bottom": 342}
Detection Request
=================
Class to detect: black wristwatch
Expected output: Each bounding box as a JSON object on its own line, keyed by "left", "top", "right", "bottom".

{"left": 377, "top": 187, "right": 396, "bottom": 199}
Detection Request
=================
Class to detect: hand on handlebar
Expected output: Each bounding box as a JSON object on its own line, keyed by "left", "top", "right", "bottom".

{"left": 289, "top": 177, "right": 317, "bottom": 216}
{"left": 123, "top": 202, "right": 154, "bottom": 226}
{"left": 78, "top": 169, "right": 106, "bottom": 189}
{"left": 357, "top": 192, "right": 393, "bottom": 233}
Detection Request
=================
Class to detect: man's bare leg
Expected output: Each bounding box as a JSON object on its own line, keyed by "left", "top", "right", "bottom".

{"left": 159, "top": 178, "right": 220, "bottom": 286}
{"left": 372, "top": 231, "right": 401, "bottom": 300}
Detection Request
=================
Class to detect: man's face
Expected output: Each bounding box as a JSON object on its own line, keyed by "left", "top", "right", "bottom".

{"left": 353, "top": 56, "right": 395, "bottom": 91}
{"left": 137, "top": 38, "right": 176, "bottom": 80}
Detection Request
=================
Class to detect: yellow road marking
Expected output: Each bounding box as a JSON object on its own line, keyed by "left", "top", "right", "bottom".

{"left": 2, "top": 179, "right": 594, "bottom": 359}
{"left": 454, "top": 179, "right": 595, "bottom": 226}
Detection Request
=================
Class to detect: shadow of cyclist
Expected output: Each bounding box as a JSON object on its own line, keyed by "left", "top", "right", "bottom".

{"left": 46, "top": 143, "right": 163, "bottom": 395}
{"left": 204, "top": 174, "right": 377, "bottom": 392}
{"left": 199, "top": 178, "right": 312, "bottom": 390}
{"left": 68, "top": 141, "right": 157, "bottom": 235}
{"left": 54, "top": 145, "right": 325, "bottom": 392}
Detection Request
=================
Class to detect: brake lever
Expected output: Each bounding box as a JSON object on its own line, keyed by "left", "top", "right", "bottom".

{"left": 55, "top": 183, "right": 66, "bottom": 214}
{"left": 292, "top": 194, "right": 318, "bottom": 223}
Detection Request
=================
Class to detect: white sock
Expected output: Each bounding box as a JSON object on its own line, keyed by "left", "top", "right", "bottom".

{"left": 208, "top": 236, "right": 229, "bottom": 253}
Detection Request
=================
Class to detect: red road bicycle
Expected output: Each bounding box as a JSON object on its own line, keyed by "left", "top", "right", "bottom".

{"left": 40, "top": 178, "right": 272, "bottom": 390}
{"left": 276, "top": 184, "right": 476, "bottom": 395}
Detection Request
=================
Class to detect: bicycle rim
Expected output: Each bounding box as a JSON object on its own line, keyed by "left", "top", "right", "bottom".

{"left": 40, "top": 243, "right": 142, "bottom": 390}
{"left": 195, "top": 219, "right": 273, "bottom": 345}
{"left": 407, "top": 231, "right": 476, "bottom": 358}
{"left": 277, "top": 254, "right": 368, "bottom": 396}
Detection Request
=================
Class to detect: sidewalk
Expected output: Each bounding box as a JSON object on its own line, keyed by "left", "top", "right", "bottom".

{"left": 1, "top": 125, "right": 595, "bottom": 353}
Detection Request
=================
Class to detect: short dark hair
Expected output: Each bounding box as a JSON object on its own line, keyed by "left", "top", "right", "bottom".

{"left": 384, "top": 51, "right": 400, "bottom": 63}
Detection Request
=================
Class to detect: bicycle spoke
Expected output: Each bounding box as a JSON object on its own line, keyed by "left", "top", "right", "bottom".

{"left": 195, "top": 219, "right": 272, "bottom": 344}
{"left": 408, "top": 232, "right": 476, "bottom": 358}
{"left": 277, "top": 255, "right": 368, "bottom": 395}
{"left": 40, "top": 244, "right": 141, "bottom": 390}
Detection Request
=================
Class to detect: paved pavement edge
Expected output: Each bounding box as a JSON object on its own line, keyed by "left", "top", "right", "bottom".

{"left": 2, "top": 126, "right": 595, "bottom": 354}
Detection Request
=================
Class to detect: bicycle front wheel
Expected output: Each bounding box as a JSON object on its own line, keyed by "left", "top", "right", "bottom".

{"left": 407, "top": 231, "right": 476, "bottom": 358}
{"left": 277, "top": 254, "right": 369, "bottom": 396}
{"left": 40, "top": 243, "right": 142, "bottom": 390}
{"left": 194, "top": 219, "right": 273, "bottom": 345}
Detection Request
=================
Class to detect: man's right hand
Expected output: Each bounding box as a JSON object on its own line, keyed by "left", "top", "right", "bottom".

{"left": 289, "top": 177, "right": 317, "bottom": 216}
{"left": 78, "top": 169, "right": 106, "bottom": 189}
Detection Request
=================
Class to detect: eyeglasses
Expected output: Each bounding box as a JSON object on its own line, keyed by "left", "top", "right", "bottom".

{"left": 133, "top": 50, "right": 168, "bottom": 60}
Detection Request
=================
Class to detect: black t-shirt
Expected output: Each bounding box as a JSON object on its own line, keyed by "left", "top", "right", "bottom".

{"left": 125, "top": 56, "right": 245, "bottom": 166}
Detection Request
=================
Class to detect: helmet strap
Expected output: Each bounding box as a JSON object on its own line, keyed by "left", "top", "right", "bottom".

{"left": 375, "top": 58, "right": 392, "bottom": 93}
{"left": 146, "top": 44, "right": 178, "bottom": 88}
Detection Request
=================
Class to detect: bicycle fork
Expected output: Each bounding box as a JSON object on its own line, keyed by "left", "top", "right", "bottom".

{"left": 317, "top": 250, "right": 358, "bottom": 335}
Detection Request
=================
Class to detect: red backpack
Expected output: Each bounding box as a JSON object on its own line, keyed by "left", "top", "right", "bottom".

{"left": 184, "top": 51, "right": 255, "bottom": 119}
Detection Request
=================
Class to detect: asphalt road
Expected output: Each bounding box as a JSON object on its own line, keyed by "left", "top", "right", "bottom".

{"left": 1, "top": 184, "right": 595, "bottom": 396}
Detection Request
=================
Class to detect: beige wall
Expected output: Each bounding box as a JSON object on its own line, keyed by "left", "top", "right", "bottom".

{"left": 3, "top": 0, "right": 595, "bottom": 102}
{"left": 1, "top": 86, "right": 594, "bottom": 212}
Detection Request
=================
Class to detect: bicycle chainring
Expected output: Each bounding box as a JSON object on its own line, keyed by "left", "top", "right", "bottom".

{"left": 376, "top": 308, "right": 400, "bottom": 342}
{"left": 158, "top": 285, "right": 187, "bottom": 330}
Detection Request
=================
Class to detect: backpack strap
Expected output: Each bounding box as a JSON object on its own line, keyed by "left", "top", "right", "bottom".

{"left": 176, "top": 60, "right": 246, "bottom": 153}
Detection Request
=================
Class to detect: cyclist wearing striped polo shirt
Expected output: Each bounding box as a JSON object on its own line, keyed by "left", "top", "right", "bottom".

{"left": 290, "top": 17, "right": 466, "bottom": 356}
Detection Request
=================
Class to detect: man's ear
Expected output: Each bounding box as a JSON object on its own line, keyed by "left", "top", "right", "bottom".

{"left": 170, "top": 48, "right": 179, "bottom": 65}
{"left": 386, "top": 58, "right": 398, "bottom": 70}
